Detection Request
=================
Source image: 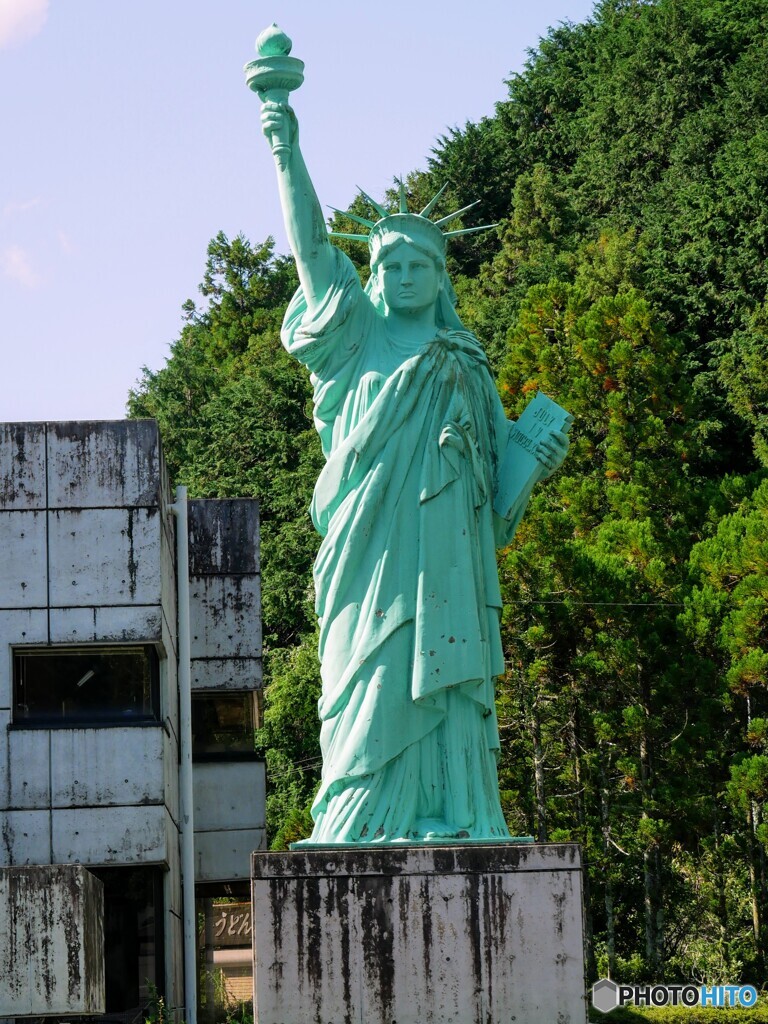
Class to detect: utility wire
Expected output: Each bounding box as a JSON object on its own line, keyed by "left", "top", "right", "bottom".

{"left": 507, "top": 600, "right": 683, "bottom": 607}
{"left": 267, "top": 759, "right": 323, "bottom": 781}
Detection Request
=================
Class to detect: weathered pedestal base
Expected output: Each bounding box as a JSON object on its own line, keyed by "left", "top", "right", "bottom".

{"left": 0, "top": 864, "right": 104, "bottom": 1016}
{"left": 251, "top": 843, "right": 587, "bottom": 1024}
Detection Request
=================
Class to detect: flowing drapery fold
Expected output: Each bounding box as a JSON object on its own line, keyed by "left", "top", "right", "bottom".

{"left": 283, "top": 248, "right": 531, "bottom": 842}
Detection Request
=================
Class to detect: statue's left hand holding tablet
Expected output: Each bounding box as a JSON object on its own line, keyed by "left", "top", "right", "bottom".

{"left": 535, "top": 429, "right": 570, "bottom": 478}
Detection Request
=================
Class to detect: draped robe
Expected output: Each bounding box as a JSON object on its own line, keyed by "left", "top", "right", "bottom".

{"left": 283, "top": 248, "right": 533, "bottom": 843}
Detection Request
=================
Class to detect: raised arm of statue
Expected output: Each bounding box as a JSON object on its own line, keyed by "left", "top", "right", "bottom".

{"left": 260, "top": 102, "right": 334, "bottom": 312}
{"left": 245, "top": 24, "right": 334, "bottom": 312}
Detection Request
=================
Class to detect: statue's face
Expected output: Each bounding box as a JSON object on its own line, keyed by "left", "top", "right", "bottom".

{"left": 378, "top": 241, "right": 441, "bottom": 315}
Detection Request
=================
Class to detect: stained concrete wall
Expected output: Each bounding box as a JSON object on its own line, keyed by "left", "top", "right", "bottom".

{"left": 189, "top": 499, "right": 265, "bottom": 882}
{"left": 0, "top": 420, "right": 175, "bottom": 645}
{"left": 0, "top": 864, "right": 104, "bottom": 1016}
{"left": 0, "top": 421, "right": 178, "bottom": 871}
{"left": 188, "top": 499, "right": 262, "bottom": 690}
{"left": 1, "top": 423, "right": 264, "bottom": 1009}
{"left": 252, "top": 843, "right": 588, "bottom": 1024}
{"left": 193, "top": 761, "right": 266, "bottom": 881}
{"left": 0, "top": 420, "right": 182, "bottom": 1013}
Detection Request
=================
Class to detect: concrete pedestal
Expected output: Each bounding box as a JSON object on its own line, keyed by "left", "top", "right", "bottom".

{"left": 251, "top": 843, "right": 587, "bottom": 1024}
{"left": 0, "top": 864, "right": 104, "bottom": 1016}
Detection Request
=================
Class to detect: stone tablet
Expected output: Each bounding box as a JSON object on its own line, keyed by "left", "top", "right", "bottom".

{"left": 494, "top": 391, "right": 573, "bottom": 520}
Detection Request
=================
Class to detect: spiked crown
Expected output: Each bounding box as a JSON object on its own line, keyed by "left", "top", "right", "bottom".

{"left": 328, "top": 180, "right": 497, "bottom": 265}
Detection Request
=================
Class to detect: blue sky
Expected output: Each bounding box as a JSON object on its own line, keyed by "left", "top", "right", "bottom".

{"left": 0, "top": 0, "right": 596, "bottom": 422}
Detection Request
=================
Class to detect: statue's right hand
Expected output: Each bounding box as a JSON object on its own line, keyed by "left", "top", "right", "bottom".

{"left": 260, "top": 100, "right": 298, "bottom": 147}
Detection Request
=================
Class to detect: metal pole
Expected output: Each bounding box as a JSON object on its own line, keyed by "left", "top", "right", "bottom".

{"left": 170, "top": 486, "right": 196, "bottom": 1024}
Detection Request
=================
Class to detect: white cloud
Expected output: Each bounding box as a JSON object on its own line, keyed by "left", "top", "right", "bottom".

{"left": 2, "top": 197, "right": 42, "bottom": 218}
{"left": 0, "top": 0, "right": 49, "bottom": 50}
{"left": 2, "top": 245, "right": 40, "bottom": 288}
{"left": 57, "top": 230, "right": 75, "bottom": 255}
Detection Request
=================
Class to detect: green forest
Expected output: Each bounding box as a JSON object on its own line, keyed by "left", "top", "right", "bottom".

{"left": 129, "top": 0, "right": 768, "bottom": 987}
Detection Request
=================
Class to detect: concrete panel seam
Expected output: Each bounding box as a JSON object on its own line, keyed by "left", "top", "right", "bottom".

{"left": 49, "top": 800, "right": 167, "bottom": 811}
{"left": 47, "top": 732, "right": 52, "bottom": 861}
{"left": 44, "top": 424, "right": 50, "bottom": 643}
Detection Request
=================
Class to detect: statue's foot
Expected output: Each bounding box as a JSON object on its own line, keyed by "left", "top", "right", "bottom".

{"left": 414, "top": 817, "right": 459, "bottom": 840}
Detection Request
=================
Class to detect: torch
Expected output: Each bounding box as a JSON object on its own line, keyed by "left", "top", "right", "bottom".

{"left": 244, "top": 24, "right": 304, "bottom": 171}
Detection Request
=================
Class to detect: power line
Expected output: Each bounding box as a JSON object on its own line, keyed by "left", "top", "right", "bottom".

{"left": 265, "top": 758, "right": 323, "bottom": 781}
{"left": 508, "top": 600, "right": 683, "bottom": 607}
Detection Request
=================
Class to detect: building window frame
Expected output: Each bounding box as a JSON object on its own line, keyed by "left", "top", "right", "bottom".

{"left": 191, "top": 689, "right": 261, "bottom": 762}
{"left": 12, "top": 643, "right": 161, "bottom": 728}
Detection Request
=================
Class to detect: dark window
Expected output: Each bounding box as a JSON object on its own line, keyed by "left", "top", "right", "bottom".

{"left": 50, "top": 867, "right": 165, "bottom": 1024}
{"left": 13, "top": 645, "right": 160, "bottom": 725}
{"left": 93, "top": 867, "right": 165, "bottom": 1017}
{"left": 192, "top": 691, "right": 259, "bottom": 759}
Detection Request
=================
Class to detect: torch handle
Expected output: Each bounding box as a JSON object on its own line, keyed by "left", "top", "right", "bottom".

{"left": 260, "top": 87, "right": 292, "bottom": 170}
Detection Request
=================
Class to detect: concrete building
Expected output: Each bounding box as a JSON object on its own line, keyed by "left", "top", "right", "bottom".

{"left": 0, "top": 420, "right": 264, "bottom": 1021}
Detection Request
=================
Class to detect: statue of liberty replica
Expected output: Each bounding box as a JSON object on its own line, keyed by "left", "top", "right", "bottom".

{"left": 247, "top": 25, "right": 570, "bottom": 847}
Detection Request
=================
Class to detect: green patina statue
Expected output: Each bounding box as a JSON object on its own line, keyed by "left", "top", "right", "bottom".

{"left": 247, "top": 27, "right": 570, "bottom": 845}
